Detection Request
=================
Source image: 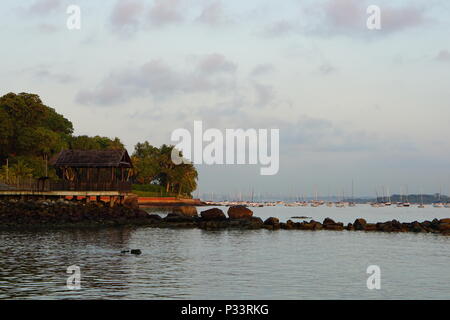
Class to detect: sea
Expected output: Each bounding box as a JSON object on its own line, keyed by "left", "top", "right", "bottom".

{"left": 0, "top": 205, "right": 449, "bottom": 299}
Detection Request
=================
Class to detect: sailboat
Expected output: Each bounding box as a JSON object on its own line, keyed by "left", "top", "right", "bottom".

{"left": 418, "top": 191, "right": 425, "bottom": 208}
{"left": 402, "top": 186, "right": 411, "bottom": 207}
{"left": 433, "top": 187, "right": 444, "bottom": 207}
{"left": 348, "top": 180, "right": 356, "bottom": 207}
{"left": 384, "top": 187, "right": 392, "bottom": 206}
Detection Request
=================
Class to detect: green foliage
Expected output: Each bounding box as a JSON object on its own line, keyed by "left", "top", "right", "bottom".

{"left": 0, "top": 92, "right": 73, "bottom": 159}
{"left": 132, "top": 142, "right": 198, "bottom": 197}
{"left": 0, "top": 92, "right": 125, "bottom": 179}
{"left": 0, "top": 92, "right": 199, "bottom": 196}
{"left": 68, "top": 135, "right": 124, "bottom": 150}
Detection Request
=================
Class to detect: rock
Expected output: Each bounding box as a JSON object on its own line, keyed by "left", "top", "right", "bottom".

{"left": 130, "top": 249, "right": 142, "bottom": 255}
{"left": 323, "top": 218, "right": 336, "bottom": 225}
{"left": 264, "top": 217, "right": 280, "bottom": 225}
{"left": 248, "top": 217, "right": 264, "bottom": 229}
{"left": 346, "top": 223, "right": 354, "bottom": 231}
{"left": 173, "top": 206, "right": 198, "bottom": 217}
{"left": 439, "top": 218, "right": 450, "bottom": 224}
{"left": 147, "top": 214, "right": 163, "bottom": 221}
{"left": 263, "top": 217, "right": 280, "bottom": 230}
{"left": 322, "top": 218, "right": 343, "bottom": 231}
{"left": 323, "top": 223, "right": 344, "bottom": 231}
{"left": 123, "top": 195, "right": 139, "bottom": 210}
{"left": 376, "top": 222, "right": 393, "bottom": 232}
{"left": 298, "top": 222, "right": 314, "bottom": 230}
{"left": 200, "top": 208, "right": 226, "bottom": 221}
{"left": 164, "top": 213, "right": 195, "bottom": 223}
{"left": 354, "top": 218, "right": 367, "bottom": 231}
{"left": 311, "top": 221, "right": 323, "bottom": 230}
{"left": 284, "top": 220, "right": 295, "bottom": 230}
{"left": 364, "top": 223, "right": 377, "bottom": 231}
{"left": 438, "top": 223, "right": 450, "bottom": 232}
{"left": 411, "top": 222, "right": 426, "bottom": 233}
{"left": 199, "top": 220, "right": 229, "bottom": 229}
{"left": 227, "top": 205, "right": 253, "bottom": 220}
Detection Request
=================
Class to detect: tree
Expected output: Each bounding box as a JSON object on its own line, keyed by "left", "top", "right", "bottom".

{"left": 131, "top": 142, "right": 198, "bottom": 196}
{"left": 131, "top": 142, "right": 161, "bottom": 184}
{"left": 68, "top": 135, "right": 124, "bottom": 150}
{"left": 0, "top": 92, "right": 73, "bottom": 160}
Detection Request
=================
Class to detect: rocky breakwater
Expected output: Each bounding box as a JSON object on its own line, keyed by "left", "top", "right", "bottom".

{"left": 1, "top": 200, "right": 450, "bottom": 235}
{"left": 276, "top": 217, "right": 450, "bottom": 235}
{"left": 157, "top": 206, "right": 264, "bottom": 230}
{"left": 0, "top": 198, "right": 154, "bottom": 229}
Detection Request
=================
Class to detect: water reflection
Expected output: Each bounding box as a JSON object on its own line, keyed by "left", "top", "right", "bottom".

{"left": 1, "top": 206, "right": 450, "bottom": 299}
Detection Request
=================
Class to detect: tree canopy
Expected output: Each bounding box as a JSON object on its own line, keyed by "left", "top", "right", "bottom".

{"left": 132, "top": 142, "right": 198, "bottom": 196}
{"left": 0, "top": 92, "right": 125, "bottom": 179}
{"left": 0, "top": 93, "right": 198, "bottom": 196}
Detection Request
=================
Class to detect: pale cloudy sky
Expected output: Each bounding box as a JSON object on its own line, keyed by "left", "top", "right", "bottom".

{"left": 1, "top": 0, "right": 450, "bottom": 197}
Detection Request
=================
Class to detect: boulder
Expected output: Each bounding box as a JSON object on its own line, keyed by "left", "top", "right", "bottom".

{"left": 323, "top": 223, "right": 344, "bottom": 231}
{"left": 164, "top": 213, "right": 195, "bottom": 223}
{"left": 227, "top": 205, "right": 253, "bottom": 220}
{"left": 323, "top": 218, "right": 336, "bottom": 225}
{"left": 248, "top": 217, "right": 264, "bottom": 229}
{"left": 364, "top": 223, "right": 377, "bottom": 231}
{"left": 438, "top": 223, "right": 450, "bottom": 232}
{"left": 200, "top": 208, "right": 226, "bottom": 221}
{"left": 376, "top": 222, "right": 393, "bottom": 232}
{"left": 173, "top": 206, "right": 198, "bottom": 217}
{"left": 147, "top": 214, "right": 163, "bottom": 221}
{"left": 264, "top": 217, "right": 280, "bottom": 225}
{"left": 354, "top": 218, "right": 367, "bottom": 231}
{"left": 123, "top": 195, "right": 139, "bottom": 210}
{"left": 284, "top": 220, "right": 295, "bottom": 230}
{"left": 312, "top": 221, "right": 323, "bottom": 230}
{"left": 439, "top": 218, "right": 450, "bottom": 224}
{"left": 263, "top": 217, "right": 280, "bottom": 230}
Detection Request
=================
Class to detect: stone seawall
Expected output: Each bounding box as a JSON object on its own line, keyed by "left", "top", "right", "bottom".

{"left": 0, "top": 200, "right": 449, "bottom": 235}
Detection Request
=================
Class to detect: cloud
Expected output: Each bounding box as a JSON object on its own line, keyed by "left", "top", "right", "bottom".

{"left": 250, "top": 64, "right": 275, "bottom": 77}
{"left": 300, "top": 0, "right": 429, "bottom": 37}
{"left": 262, "top": 20, "right": 295, "bottom": 37}
{"left": 110, "top": 0, "right": 145, "bottom": 35}
{"left": 381, "top": 5, "right": 426, "bottom": 33}
{"left": 24, "top": 65, "right": 77, "bottom": 83}
{"left": 26, "top": 0, "right": 62, "bottom": 15}
{"left": 76, "top": 54, "right": 237, "bottom": 105}
{"left": 279, "top": 116, "right": 415, "bottom": 153}
{"left": 435, "top": 50, "right": 450, "bottom": 62}
{"left": 195, "top": 53, "right": 237, "bottom": 74}
{"left": 317, "top": 63, "right": 337, "bottom": 75}
{"left": 36, "top": 23, "right": 59, "bottom": 33}
{"left": 34, "top": 69, "right": 77, "bottom": 83}
{"left": 196, "top": 1, "right": 228, "bottom": 26}
{"left": 148, "top": 0, "right": 184, "bottom": 26}
{"left": 252, "top": 82, "right": 275, "bottom": 108}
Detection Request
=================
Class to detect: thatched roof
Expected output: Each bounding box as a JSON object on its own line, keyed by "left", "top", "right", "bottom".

{"left": 52, "top": 149, "right": 133, "bottom": 168}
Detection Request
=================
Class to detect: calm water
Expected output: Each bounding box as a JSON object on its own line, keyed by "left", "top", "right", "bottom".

{"left": 0, "top": 205, "right": 449, "bottom": 300}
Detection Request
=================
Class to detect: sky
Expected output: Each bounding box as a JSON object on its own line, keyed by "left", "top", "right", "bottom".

{"left": 1, "top": 0, "right": 450, "bottom": 198}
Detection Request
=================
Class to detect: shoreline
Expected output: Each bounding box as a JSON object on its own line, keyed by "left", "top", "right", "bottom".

{"left": 0, "top": 199, "right": 449, "bottom": 235}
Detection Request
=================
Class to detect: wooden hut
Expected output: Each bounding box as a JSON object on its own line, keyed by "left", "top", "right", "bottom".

{"left": 51, "top": 149, "right": 133, "bottom": 192}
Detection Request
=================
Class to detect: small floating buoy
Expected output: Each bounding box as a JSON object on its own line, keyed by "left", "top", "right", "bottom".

{"left": 130, "top": 249, "right": 142, "bottom": 255}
